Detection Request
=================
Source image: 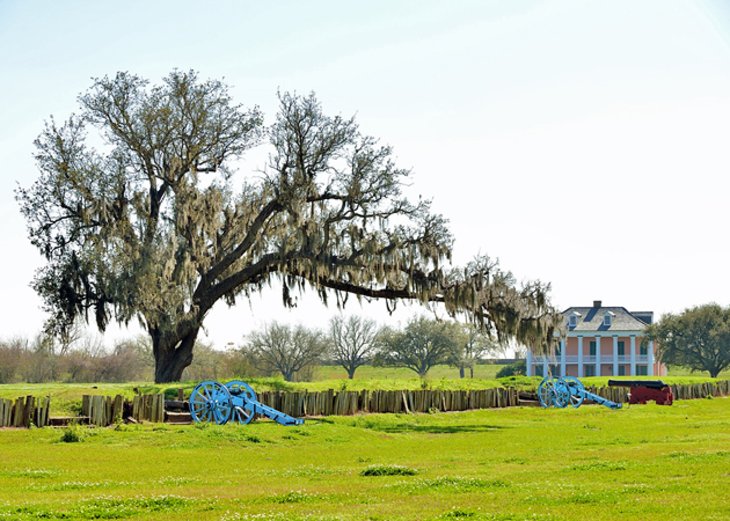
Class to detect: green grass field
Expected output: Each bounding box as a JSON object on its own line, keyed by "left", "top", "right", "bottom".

{"left": 1, "top": 398, "right": 729, "bottom": 520}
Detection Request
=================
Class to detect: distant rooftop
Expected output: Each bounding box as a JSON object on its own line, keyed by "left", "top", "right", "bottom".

{"left": 562, "top": 301, "right": 652, "bottom": 332}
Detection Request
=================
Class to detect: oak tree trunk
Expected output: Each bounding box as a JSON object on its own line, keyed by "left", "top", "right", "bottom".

{"left": 152, "top": 329, "right": 200, "bottom": 383}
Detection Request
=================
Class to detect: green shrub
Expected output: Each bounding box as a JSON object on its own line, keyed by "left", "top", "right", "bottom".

{"left": 496, "top": 360, "right": 526, "bottom": 378}
{"left": 59, "top": 425, "right": 83, "bottom": 443}
{"left": 360, "top": 464, "right": 418, "bottom": 476}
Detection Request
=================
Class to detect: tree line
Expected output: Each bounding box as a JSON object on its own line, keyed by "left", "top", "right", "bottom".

{"left": 3, "top": 302, "right": 729, "bottom": 384}
{"left": 0, "top": 315, "right": 499, "bottom": 384}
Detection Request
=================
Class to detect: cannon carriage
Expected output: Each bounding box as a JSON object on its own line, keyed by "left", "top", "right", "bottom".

{"left": 189, "top": 380, "right": 304, "bottom": 426}
{"left": 537, "top": 376, "right": 622, "bottom": 409}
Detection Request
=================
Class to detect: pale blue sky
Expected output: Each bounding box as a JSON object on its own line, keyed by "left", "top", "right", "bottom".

{"left": 1, "top": 1, "right": 730, "bottom": 348}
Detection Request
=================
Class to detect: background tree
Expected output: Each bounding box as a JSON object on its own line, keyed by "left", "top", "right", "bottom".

{"left": 18, "top": 70, "right": 560, "bottom": 383}
{"left": 328, "top": 315, "right": 379, "bottom": 379}
{"left": 56, "top": 317, "right": 85, "bottom": 356}
{"left": 245, "top": 322, "right": 326, "bottom": 381}
{"left": 449, "top": 324, "right": 498, "bottom": 378}
{"left": 58, "top": 334, "right": 106, "bottom": 382}
{"left": 22, "top": 333, "right": 57, "bottom": 383}
{"left": 181, "top": 340, "right": 227, "bottom": 381}
{"left": 649, "top": 303, "right": 730, "bottom": 378}
{"left": 0, "top": 338, "right": 27, "bottom": 384}
{"left": 495, "top": 359, "right": 526, "bottom": 378}
{"left": 376, "top": 317, "right": 460, "bottom": 377}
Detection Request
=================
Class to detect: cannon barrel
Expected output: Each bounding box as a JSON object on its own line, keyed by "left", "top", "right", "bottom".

{"left": 607, "top": 379, "right": 668, "bottom": 389}
{"left": 608, "top": 379, "right": 673, "bottom": 405}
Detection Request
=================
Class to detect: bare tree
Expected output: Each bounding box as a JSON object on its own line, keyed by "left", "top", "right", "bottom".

{"left": 55, "top": 317, "right": 86, "bottom": 355}
{"left": 450, "top": 324, "right": 499, "bottom": 378}
{"left": 21, "top": 333, "right": 56, "bottom": 383}
{"left": 0, "top": 337, "right": 27, "bottom": 383}
{"left": 181, "top": 341, "right": 228, "bottom": 381}
{"left": 18, "top": 71, "right": 560, "bottom": 382}
{"left": 246, "top": 322, "right": 325, "bottom": 381}
{"left": 329, "top": 315, "right": 379, "bottom": 379}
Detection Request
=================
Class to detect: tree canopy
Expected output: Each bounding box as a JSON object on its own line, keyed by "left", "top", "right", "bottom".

{"left": 649, "top": 303, "right": 730, "bottom": 378}
{"left": 18, "top": 70, "right": 561, "bottom": 382}
{"left": 376, "top": 317, "right": 461, "bottom": 377}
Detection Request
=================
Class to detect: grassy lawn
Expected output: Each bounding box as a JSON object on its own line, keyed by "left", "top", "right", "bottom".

{"left": 0, "top": 398, "right": 728, "bottom": 520}
{"left": 667, "top": 366, "right": 730, "bottom": 378}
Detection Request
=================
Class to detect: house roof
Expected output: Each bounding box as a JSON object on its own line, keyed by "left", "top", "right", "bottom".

{"left": 562, "top": 306, "right": 651, "bottom": 333}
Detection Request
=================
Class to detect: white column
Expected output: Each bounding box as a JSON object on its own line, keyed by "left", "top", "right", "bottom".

{"left": 543, "top": 356, "right": 549, "bottom": 377}
{"left": 612, "top": 335, "right": 619, "bottom": 375}
{"left": 577, "top": 336, "right": 584, "bottom": 377}
{"left": 526, "top": 350, "right": 533, "bottom": 377}
{"left": 630, "top": 335, "right": 637, "bottom": 376}
{"left": 560, "top": 338, "right": 566, "bottom": 377}
{"left": 595, "top": 335, "right": 601, "bottom": 377}
{"left": 648, "top": 340, "right": 655, "bottom": 376}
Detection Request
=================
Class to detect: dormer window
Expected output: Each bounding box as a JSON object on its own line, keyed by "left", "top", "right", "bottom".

{"left": 568, "top": 311, "right": 581, "bottom": 327}
{"left": 603, "top": 311, "right": 615, "bottom": 327}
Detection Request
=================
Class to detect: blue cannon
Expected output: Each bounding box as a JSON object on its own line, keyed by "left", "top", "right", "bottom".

{"left": 537, "top": 376, "right": 622, "bottom": 409}
{"left": 189, "top": 380, "right": 304, "bottom": 426}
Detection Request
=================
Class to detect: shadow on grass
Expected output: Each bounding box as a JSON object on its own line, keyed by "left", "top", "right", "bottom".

{"left": 363, "top": 423, "right": 508, "bottom": 434}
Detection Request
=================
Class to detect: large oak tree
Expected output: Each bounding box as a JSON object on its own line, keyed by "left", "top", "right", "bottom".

{"left": 649, "top": 303, "right": 730, "bottom": 378}
{"left": 376, "top": 317, "right": 461, "bottom": 377}
{"left": 18, "top": 71, "right": 560, "bottom": 382}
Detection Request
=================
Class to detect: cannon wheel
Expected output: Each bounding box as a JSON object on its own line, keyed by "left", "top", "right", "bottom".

{"left": 189, "top": 380, "right": 233, "bottom": 425}
{"left": 552, "top": 378, "right": 571, "bottom": 408}
{"left": 562, "top": 376, "right": 585, "bottom": 408}
{"left": 537, "top": 377, "right": 557, "bottom": 408}
{"left": 225, "top": 380, "right": 257, "bottom": 425}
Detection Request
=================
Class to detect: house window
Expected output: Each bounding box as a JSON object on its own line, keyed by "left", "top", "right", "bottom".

{"left": 618, "top": 365, "right": 626, "bottom": 376}
{"left": 636, "top": 365, "right": 648, "bottom": 376}
{"left": 569, "top": 315, "right": 577, "bottom": 327}
{"left": 617, "top": 341, "right": 625, "bottom": 356}
{"left": 603, "top": 314, "right": 612, "bottom": 327}
{"left": 640, "top": 345, "right": 648, "bottom": 356}
{"left": 584, "top": 365, "right": 596, "bottom": 377}
{"left": 589, "top": 341, "right": 597, "bottom": 356}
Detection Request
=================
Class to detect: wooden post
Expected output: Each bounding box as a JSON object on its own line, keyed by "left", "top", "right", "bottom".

{"left": 13, "top": 397, "right": 24, "bottom": 427}
{"left": 0, "top": 398, "right": 9, "bottom": 427}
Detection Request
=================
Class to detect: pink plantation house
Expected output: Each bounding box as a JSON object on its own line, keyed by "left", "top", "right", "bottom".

{"left": 526, "top": 301, "right": 667, "bottom": 378}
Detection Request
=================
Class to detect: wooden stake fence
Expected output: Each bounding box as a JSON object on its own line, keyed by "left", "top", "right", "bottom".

{"left": 81, "top": 394, "right": 126, "bottom": 426}
{"left": 1, "top": 381, "right": 728, "bottom": 428}
{"left": 256, "top": 387, "right": 524, "bottom": 418}
{"left": 131, "top": 393, "right": 165, "bottom": 423}
{"left": 0, "top": 396, "right": 51, "bottom": 428}
{"left": 255, "top": 380, "right": 730, "bottom": 418}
